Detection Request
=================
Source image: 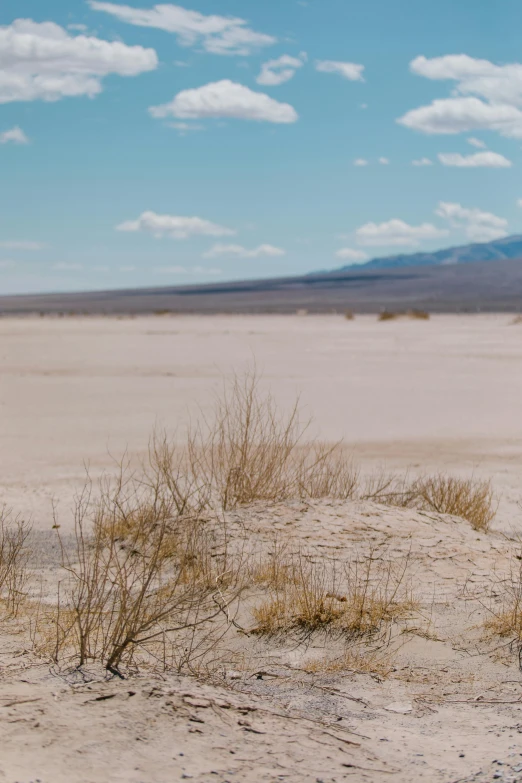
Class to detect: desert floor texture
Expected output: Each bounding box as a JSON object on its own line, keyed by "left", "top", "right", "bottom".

{"left": 2, "top": 313, "right": 522, "bottom": 783}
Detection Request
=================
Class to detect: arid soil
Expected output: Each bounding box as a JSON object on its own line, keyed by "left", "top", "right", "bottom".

{"left": 1, "top": 314, "right": 522, "bottom": 782}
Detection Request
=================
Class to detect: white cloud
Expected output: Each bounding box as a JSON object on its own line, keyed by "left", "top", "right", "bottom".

{"left": 0, "top": 240, "right": 44, "bottom": 250}
{"left": 517, "top": 199, "right": 522, "bottom": 208}
{"left": 116, "top": 211, "right": 235, "bottom": 239}
{"left": 435, "top": 201, "right": 508, "bottom": 241}
{"left": 0, "top": 126, "right": 29, "bottom": 144}
{"left": 256, "top": 53, "right": 306, "bottom": 86}
{"left": 438, "top": 151, "right": 512, "bottom": 168}
{"left": 88, "top": 2, "right": 275, "bottom": 56}
{"left": 149, "top": 80, "right": 298, "bottom": 123}
{"left": 356, "top": 219, "right": 448, "bottom": 247}
{"left": 398, "top": 96, "right": 522, "bottom": 137}
{"left": 203, "top": 243, "right": 285, "bottom": 258}
{"left": 353, "top": 158, "right": 368, "bottom": 166}
{"left": 398, "top": 54, "right": 522, "bottom": 139}
{"left": 468, "top": 136, "right": 486, "bottom": 149}
{"left": 0, "top": 19, "right": 157, "bottom": 104}
{"left": 378, "top": 157, "right": 390, "bottom": 165}
{"left": 0, "top": 259, "right": 15, "bottom": 269}
{"left": 412, "top": 157, "right": 433, "bottom": 166}
{"left": 119, "top": 265, "right": 135, "bottom": 272}
{"left": 335, "top": 248, "right": 369, "bottom": 263}
{"left": 315, "top": 60, "right": 364, "bottom": 81}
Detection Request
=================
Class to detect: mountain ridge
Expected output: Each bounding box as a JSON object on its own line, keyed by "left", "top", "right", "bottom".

{"left": 339, "top": 234, "right": 522, "bottom": 270}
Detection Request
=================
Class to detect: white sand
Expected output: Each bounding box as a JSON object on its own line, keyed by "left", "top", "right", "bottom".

{"left": 1, "top": 313, "right": 522, "bottom": 782}
{"left": 1, "top": 314, "right": 522, "bottom": 529}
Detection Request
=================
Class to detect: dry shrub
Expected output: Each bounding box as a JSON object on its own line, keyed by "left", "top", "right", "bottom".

{"left": 251, "top": 550, "right": 414, "bottom": 638}
{"left": 378, "top": 311, "right": 399, "bottom": 321}
{"left": 407, "top": 309, "right": 430, "bottom": 320}
{"left": 483, "top": 560, "right": 522, "bottom": 641}
{"left": 186, "top": 371, "right": 358, "bottom": 510}
{"left": 511, "top": 315, "right": 522, "bottom": 325}
{"left": 362, "top": 472, "right": 495, "bottom": 532}
{"left": 0, "top": 508, "right": 31, "bottom": 616}
{"left": 45, "top": 469, "right": 241, "bottom": 677}
{"left": 410, "top": 474, "right": 495, "bottom": 532}
{"left": 344, "top": 310, "right": 355, "bottom": 321}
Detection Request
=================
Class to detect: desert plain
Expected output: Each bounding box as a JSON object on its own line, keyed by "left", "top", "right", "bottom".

{"left": 2, "top": 313, "right": 522, "bottom": 782}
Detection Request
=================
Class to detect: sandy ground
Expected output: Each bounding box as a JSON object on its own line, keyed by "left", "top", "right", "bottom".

{"left": 1, "top": 314, "right": 522, "bottom": 531}
{"left": 2, "top": 313, "right": 522, "bottom": 782}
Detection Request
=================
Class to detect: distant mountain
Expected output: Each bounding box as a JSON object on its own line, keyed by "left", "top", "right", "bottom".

{"left": 339, "top": 234, "right": 522, "bottom": 270}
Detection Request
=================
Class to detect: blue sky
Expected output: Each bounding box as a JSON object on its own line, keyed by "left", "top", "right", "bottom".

{"left": 2, "top": 0, "right": 522, "bottom": 294}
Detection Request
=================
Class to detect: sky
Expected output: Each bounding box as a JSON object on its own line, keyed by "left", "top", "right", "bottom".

{"left": 2, "top": 0, "right": 522, "bottom": 294}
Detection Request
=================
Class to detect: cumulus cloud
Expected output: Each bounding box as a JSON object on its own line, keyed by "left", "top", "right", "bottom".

{"left": 88, "top": 2, "right": 275, "bottom": 56}
{"left": 435, "top": 201, "right": 508, "bottom": 241}
{"left": 149, "top": 80, "right": 298, "bottom": 123}
{"left": 353, "top": 158, "right": 368, "bottom": 166}
{"left": 315, "top": 60, "right": 365, "bottom": 81}
{"left": 438, "top": 151, "right": 512, "bottom": 168}
{"left": 356, "top": 219, "right": 448, "bottom": 247}
{"left": 468, "top": 136, "right": 487, "bottom": 149}
{"left": 378, "top": 157, "right": 390, "bottom": 165}
{"left": 398, "top": 54, "right": 522, "bottom": 139}
{"left": 0, "top": 126, "right": 29, "bottom": 144}
{"left": 0, "top": 18, "right": 157, "bottom": 104}
{"left": 335, "top": 248, "right": 369, "bottom": 262}
{"left": 116, "top": 211, "right": 235, "bottom": 239}
{"left": 256, "top": 53, "right": 306, "bottom": 86}
{"left": 412, "top": 157, "right": 433, "bottom": 166}
{"left": 203, "top": 243, "right": 285, "bottom": 258}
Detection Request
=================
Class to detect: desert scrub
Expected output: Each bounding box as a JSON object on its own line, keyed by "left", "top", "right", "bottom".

{"left": 483, "top": 559, "right": 522, "bottom": 642}
{"left": 410, "top": 475, "right": 495, "bottom": 532}
{"left": 251, "top": 550, "right": 414, "bottom": 638}
{"left": 0, "top": 508, "right": 31, "bottom": 616}
{"left": 44, "top": 470, "right": 243, "bottom": 677}
{"left": 365, "top": 472, "right": 496, "bottom": 532}
{"left": 184, "top": 370, "right": 359, "bottom": 510}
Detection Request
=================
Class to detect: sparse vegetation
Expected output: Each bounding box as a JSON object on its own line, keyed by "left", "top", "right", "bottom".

{"left": 344, "top": 310, "right": 355, "bottom": 320}
{"left": 0, "top": 508, "right": 31, "bottom": 616}
{"left": 407, "top": 309, "right": 430, "bottom": 320}
{"left": 40, "top": 470, "right": 242, "bottom": 676}
{"left": 251, "top": 550, "right": 414, "bottom": 638}
{"left": 483, "top": 559, "right": 522, "bottom": 641}
{"left": 378, "top": 310, "right": 430, "bottom": 321}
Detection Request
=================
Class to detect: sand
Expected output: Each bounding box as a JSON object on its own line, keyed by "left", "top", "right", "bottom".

{"left": 1, "top": 313, "right": 522, "bottom": 782}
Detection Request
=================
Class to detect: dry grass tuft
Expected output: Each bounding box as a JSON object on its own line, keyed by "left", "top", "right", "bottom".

{"left": 511, "top": 315, "right": 522, "bottom": 325}
{"left": 362, "top": 472, "right": 496, "bottom": 532}
{"left": 378, "top": 311, "right": 399, "bottom": 321}
{"left": 186, "top": 371, "right": 358, "bottom": 510}
{"left": 251, "top": 550, "right": 414, "bottom": 638}
{"left": 0, "top": 508, "right": 31, "bottom": 616}
{"left": 483, "top": 560, "right": 522, "bottom": 641}
{"left": 304, "top": 648, "right": 391, "bottom": 677}
{"left": 407, "top": 309, "right": 430, "bottom": 320}
{"left": 344, "top": 310, "right": 355, "bottom": 320}
{"left": 411, "top": 474, "right": 495, "bottom": 532}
